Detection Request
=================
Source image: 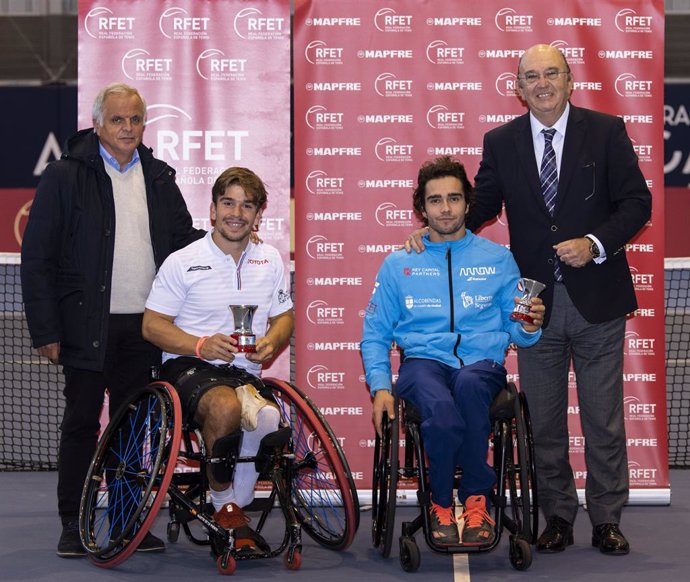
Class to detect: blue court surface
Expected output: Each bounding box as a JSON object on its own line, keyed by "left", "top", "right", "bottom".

{"left": 1, "top": 470, "right": 688, "bottom": 582}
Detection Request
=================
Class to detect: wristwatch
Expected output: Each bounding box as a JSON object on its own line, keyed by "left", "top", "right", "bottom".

{"left": 585, "top": 236, "right": 600, "bottom": 259}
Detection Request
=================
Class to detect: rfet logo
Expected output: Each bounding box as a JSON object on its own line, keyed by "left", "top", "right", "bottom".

{"left": 307, "top": 364, "right": 346, "bottom": 390}
{"left": 304, "top": 40, "right": 344, "bottom": 65}
{"left": 624, "top": 331, "right": 656, "bottom": 356}
{"left": 305, "top": 170, "right": 344, "bottom": 196}
{"left": 624, "top": 396, "right": 657, "bottom": 421}
{"left": 495, "top": 7, "right": 533, "bottom": 33}
{"left": 121, "top": 49, "right": 173, "bottom": 82}
{"left": 615, "top": 73, "right": 653, "bottom": 98}
{"left": 374, "top": 7, "right": 413, "bottom": 33}
{"left": 306, "top": 300, "right": 345, "bottom": 325}
{"left": 305, "top": 105, "right": 344, "bottom": 130}
{"left": 375, "top": 137, "right": 414, "bottom": 162}
{"left": 375, "top": 73, "right": 413, "bottom": 98}
{"left": 305, "top": 235, "right": 344, "bottom": 260}
{"left": 550, "top": 40, "right": 585, "bottom": 66}
{"left": 615, "top": 8, "right": 653, "bottom": 33}
{"left": 196, "top": 49, "right": 247, "bottom": 81}
{"left": 233, "top": 7, "right": 286, "bottom": 40}
{"left": 426, "top": 40, "right": 464, "bottom": 65}
{"left": 375, "top": 202, "right": 415, "bottom": 227}
{"left": 84, "top": 6, "right": 134, "bottom": 40}
{"left": 427, "top": 105, "right": 465, "bottom": 130}
{"left": 159, "top": 7, "right": 209, "bottom": 40}
{"left": 495, "top": 72, "right": 519, "bottom": 97}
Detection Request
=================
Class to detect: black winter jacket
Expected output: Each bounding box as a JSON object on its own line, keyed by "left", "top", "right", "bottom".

{"left": 20, "top": 129, "right": 204, "bottom": 371}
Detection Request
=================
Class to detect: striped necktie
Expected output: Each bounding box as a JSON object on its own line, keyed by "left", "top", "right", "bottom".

{"left": 540, "top": 128, "right": 562, "bottom": 281}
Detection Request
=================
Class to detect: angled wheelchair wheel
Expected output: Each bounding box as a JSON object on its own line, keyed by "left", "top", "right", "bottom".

{"left": 263, "top": 378, "right": 359, "bottom": 551}
{"left": 507, "top": 382, "right": 538, "bottom": 545}
{"left": 79, "top": 382, "right": 182, "bottom": 567}
{"left": 371, "top": 404, "right": 399, "bottom": 557}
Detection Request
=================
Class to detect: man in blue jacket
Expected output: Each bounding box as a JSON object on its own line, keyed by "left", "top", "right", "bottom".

{"left": 20, "top": 82, "right": 204, "bottom": 557}
{"left": 361, "top": 156, "right": 544, "bottom": 546}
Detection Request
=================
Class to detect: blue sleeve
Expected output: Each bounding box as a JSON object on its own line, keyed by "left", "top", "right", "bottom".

{"left": 360, "top": 258, "right": 401, "bottom": 395}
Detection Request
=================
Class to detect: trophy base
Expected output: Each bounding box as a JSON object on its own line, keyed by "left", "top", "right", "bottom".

{"left": 231, "top": 333, "right": 256, "bottom": 353}
{"left": 510, "top": 312, "right": 535, "bottom": 325}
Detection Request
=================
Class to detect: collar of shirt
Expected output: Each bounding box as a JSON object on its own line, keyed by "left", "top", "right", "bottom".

{"left": 99, "top": 142, "right": 141, "bottom": 173}
{"left": 529, "top": 102, "right": 570, "bottom": 173}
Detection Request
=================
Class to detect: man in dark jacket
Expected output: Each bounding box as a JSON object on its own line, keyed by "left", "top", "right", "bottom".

{"left": 20, "top": 82, "right": 204, "bottom": 557}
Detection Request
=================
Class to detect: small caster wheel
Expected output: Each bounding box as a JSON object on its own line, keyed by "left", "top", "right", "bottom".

{"left": 509, "top": 536, "right": 532, "bottom": 571}
{"left": 283, "top": 548, "right": 302, "bottom": 570}
{"left": 216, "top": 552, "right": 237, "bottom": 575}
{"left": 167, "top": 521, "right": 180, "bottom": 543}
{"left": 399, "top": 536, "right": 421, "bottom": 572}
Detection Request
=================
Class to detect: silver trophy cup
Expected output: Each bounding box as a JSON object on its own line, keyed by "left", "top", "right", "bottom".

{"left": 229, "top": 304, "right": 258, "bottom": 353}
{"left": 511, "top": 278, "right": 546, "bottom": 325}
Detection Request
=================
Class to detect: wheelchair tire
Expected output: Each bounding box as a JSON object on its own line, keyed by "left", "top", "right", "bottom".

{"left": 79, "top": 382, "right": 182, "bottom": 568}
{"left": 264, "top": 378, "right": 359, "bottom": 551}
{"left": 509, "top": 383, "right": 538, "bottom": 545}
{"left": 371, "top": 406, "right": 399, "bottom": 558}
{"left": 399, "top": 536, "right": 421, "bottom": 572}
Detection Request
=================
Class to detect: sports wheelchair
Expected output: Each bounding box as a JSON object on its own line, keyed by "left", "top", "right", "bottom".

{"left": 371, "top": 382, "right": 537, "bottom": 572}
{"left": 78, "top": 377, "right": 359, "bottom": 575}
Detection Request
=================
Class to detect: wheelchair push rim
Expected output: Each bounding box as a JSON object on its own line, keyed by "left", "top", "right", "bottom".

{"left": 79, "top": 382, "right": 182, "bottom": 567}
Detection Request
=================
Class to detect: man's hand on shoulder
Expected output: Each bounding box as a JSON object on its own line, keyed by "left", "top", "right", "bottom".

{"left": 403, "top": 227, "right": 429, "bottom": 254}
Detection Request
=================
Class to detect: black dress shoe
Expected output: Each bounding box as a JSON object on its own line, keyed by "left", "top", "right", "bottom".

{"left": 592, "top": 523, "right": 630, "bottom": 555}
{"left": 536, "top": 515, "right": 574, "bottom": 553}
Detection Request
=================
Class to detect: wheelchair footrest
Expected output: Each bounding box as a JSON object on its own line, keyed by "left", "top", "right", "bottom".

{"left": 254, "top": 426, "right": 291, "bottom": 474}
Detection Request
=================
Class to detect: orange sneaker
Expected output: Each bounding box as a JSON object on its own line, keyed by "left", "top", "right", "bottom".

{"left": 460, "top": 495, "right": 495, "bottom": 545}
{"left": 429, "top": 501, "right": 459, "bottom": 545}
{"left": 213, "top": 502, "right": 250, "bottom": 530}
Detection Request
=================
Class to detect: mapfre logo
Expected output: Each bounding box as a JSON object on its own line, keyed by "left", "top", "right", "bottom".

{"left": 84, "top": 6, "right": 134, "bottom": 40}
{"left": 426, "top": 40, "right": 464, "bottom": 65}
{"left": 375, "top": 202, "right": 415, "bottom": 228}
{"left": 196, "top": 49, "right": 247, "bottom": 81}
{"left": 305, "top": 105, "right": 344, "bottom": 130}
{"left": 305, "top": 170, "right": 344, "bottom": 196}
{"left": 306, "top": 300, "right": 345, "bottom": 325}
{"left": 550, "top": 40, "right": 585, "bottom": 66}
{"left": 305, "top": 235, "right": 344, "bottom": 260}
{"left": 427, "top": 105, "right": 465, "bottom": 130}
{"left": 615, "top": 73, "right": 653, "bottom": 98}
{"left": 233, "top": 7, "right": 286, "bottom": 40}
{"left": 494, "top": 72, "right": 519, "bottom": 97}
{"left": 495, "top": 7, "right": 533, "bottom": 32}
{"left": 375, "top": 137, "right": 414, "bottom": 162}
{"left": 304, "top": 40, "right": 344, "bottom": 65}
{"left": 307, "top": 365, "right": 346, "bottom": 390}
{"left": 159, "top": 7, "right": 209, "bottom": 40}
{"left": 615, "top": 8, "right": 653, "bottom": 33}
{"left": 375, "top": 73, "right": 413, "bottom": 98}
{"left": 374, "top": 7, "right": 413, "bottom": 32}
{"left": 121, "top": 49, "right": 173, "bottom": 82}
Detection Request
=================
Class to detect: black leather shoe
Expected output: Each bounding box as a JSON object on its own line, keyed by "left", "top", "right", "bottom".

{"left": 536, "top": 515, "right": 574, "bottom": 553}
{"left": 592, "top": 523, "right": 630, "bottom": 555}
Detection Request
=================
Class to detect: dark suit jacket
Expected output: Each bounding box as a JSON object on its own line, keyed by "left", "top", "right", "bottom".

{"left": 469, "top": 104, "right": 652, "bottom": 327}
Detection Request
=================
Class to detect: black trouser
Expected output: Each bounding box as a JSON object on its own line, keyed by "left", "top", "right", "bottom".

{"left": 57, "top": 313, "right": 160, "bottom": 523}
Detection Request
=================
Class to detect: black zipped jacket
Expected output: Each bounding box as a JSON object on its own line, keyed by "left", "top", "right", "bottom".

{"left": 20, "top": 128, "right": 204, "bottom": 371}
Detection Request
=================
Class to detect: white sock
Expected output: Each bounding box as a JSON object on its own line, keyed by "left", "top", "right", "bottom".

{"left": 231, "top": 405, "right": 280, "bottom": 508}
{"left": 210, "top": 484, "right": 237, "bottom": 512}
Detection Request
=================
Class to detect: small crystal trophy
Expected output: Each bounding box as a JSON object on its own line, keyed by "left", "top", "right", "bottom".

{"left": 511, "top": 278, "right": 546, "bottom": 325}
{"left": 229, "top": 304, "right": 258, "bottom": 352}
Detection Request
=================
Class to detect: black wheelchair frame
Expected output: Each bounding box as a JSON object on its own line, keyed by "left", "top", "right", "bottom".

{"left": 78, "top": 378, "right": 359, "bottom": 575}
{"left": 371, "top": 382, "right": 538, "bottom": 572}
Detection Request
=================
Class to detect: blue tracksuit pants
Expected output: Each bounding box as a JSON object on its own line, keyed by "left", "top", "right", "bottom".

{"left": 395, "top": 358, "right": 506, "bottom": 508}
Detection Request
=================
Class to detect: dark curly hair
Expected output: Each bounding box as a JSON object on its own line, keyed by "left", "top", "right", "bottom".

{"left": 412, "top": 156, "right": 475, "bottom": 225}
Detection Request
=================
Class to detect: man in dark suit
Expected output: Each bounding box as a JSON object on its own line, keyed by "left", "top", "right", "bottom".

{"left": 408, "top": 44, "right": 651, "bottom": 555}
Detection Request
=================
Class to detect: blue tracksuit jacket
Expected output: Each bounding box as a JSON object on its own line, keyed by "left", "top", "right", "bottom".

{"left": 361, "top": 231, "right": 542, "bottom": 394}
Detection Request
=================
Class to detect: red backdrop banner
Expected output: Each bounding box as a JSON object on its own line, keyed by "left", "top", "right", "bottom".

{"left": 293, "top": 0, "right": 668, "bottom": 503}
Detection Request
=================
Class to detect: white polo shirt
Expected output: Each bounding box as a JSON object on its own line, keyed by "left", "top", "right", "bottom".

{"left": 145, "top": 231, "right": 293, "bottom": 375}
